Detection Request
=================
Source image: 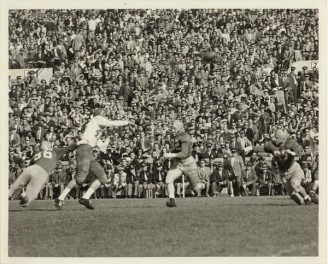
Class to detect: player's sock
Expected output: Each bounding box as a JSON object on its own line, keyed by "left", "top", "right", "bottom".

{"left": 299, "top": 187, "right": 311, "bottom": 200}
{"left": 58, "top": 179, "right": 77, "bottom": 201}
{"left": 303, "top": 194, "right": 310, "bottom": 201}
{"left": 167, "top": 183, "right": 175, "bottom": 199}
{"left": 82, "top": 180, "right": 101, "bottom": 199}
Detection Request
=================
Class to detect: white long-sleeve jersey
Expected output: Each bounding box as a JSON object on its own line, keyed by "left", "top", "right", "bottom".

{"left": 78, "top": 115, "right": 129, "bottom": 147}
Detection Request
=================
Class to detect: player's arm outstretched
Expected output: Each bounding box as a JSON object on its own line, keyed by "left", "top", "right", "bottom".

{"left": 93, "top": 115, "right": 135, "bottom": 128}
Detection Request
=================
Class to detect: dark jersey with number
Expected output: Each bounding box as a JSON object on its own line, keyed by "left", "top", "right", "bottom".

{"left": 172, "top": 132, "right": 192, "bottom": 160}
{"left": 30, "top": 144, "right": 76, "bottom": 174}
{"left": 253, "top": 140, "right": 303, "bottom": 171}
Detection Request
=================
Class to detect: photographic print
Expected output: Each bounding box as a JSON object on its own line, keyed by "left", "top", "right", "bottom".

{"left": 1, "top": 2, "right": 326, "bottom": 264}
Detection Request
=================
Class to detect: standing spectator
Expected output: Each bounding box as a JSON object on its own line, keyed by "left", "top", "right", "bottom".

{"left": 226, "top": 148, "right": 244, "bottom": 196}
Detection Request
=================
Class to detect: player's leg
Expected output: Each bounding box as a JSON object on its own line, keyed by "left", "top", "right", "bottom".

{"left": 9, "top": 166, "right": 32, "bottom": 199}
{"left": 288, "top": 163, "right": 312, "bottom": 205}
{"left": 23, "top": 167, "right": 48, "bottom": 206}
{"left": 56, "top": 145, "right": 91, "bottom": 208}
{"left": 165, "top": 168, "right": 183, "bottom": 207}
{"left": 79, "top": 160, "right": 107, "bottom": 209}
{"left": 309, "top": 180, "right": 319, "bottom": 204}
{"left": 175, "top": 182, "right": 181, "bottom": 198}
{"left": 80, "top": 160, "right": 107, "bottom": 204}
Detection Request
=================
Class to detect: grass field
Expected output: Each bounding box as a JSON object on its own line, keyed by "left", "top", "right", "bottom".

{"left": 8, "top": 195, "right": 318, "bottom": 257}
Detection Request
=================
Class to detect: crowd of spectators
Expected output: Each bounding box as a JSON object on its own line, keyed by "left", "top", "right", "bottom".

{"left": 8, "top": 9, "right": 319, "bottom": 199}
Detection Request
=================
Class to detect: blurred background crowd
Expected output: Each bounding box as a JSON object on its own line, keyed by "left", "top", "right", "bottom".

{"left": 8, "top": 9, "right": 319, "bottom": 199}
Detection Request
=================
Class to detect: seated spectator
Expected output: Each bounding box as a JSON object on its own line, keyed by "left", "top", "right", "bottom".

{"left": 112, "top": 166, "right": 127, "bottom": 198}
{"left": 153, "top": 163, "right": 166, "bottom": 197}
{"left": 240, "top": 162, "right": 258, "bottom": 196}
{"left": 256, "top": 163, "right": 274, "bottom": 196}
{"left": 210, "top": 161, "right": 233, "bottom": 197}
{"left": 197, "top": 159, "right": 212, "bottom": 197}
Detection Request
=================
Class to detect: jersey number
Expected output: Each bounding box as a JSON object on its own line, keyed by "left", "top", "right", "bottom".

{"left": 34, "top": 151, "right": 53, "bottom": 160}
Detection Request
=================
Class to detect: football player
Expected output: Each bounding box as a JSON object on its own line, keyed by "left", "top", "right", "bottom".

{"left": 244, "top": 129, "right": 315, "bottom": 205}
{"left": 9, "top": 141, "right": 76, "bottom": 207}
{"left": 55, "top": 108, "right": 134, "bottom": 210}
{"left": 163, "top": 120, "right": 205, "bottom": 207}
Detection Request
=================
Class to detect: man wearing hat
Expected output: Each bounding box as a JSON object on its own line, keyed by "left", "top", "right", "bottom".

{"left": 226, "top": 147, "right": 244, "bottom": 197}
{"left": 244, "top": 129, "right": 315, "bottom": 205}
{"left": 50, "top": 162, "right": 67, "bottom": 199}
{"left": 210, "top": 161, "right": 233, "bottom": 197}
{"left": 200, "top": 142, "right": 217, "bottom": 162}
{"left": 139, "top": 162, "right": 156, "bottom": 198}
{"left": 9, "top": 126, "right": 21, "bottom": 148}
{"left": 241, "top": 161, "right": 258, "bottom": 196}
{"left": 287, "top": 66, "right": 299, "bottom": 101}
{"left": 256, "top": 163, "right": 274, "bottom": 196}
{"left": 153, "top": 162, "right": 166, "bottom": 198}
{"left": 9, "top": 141, "right": 76, "bottom": 207}
{"left": 111, "top": 165, "right": 127, "bottom": 198}
{"left": 55, "top": 107, "right": 135, "bottom": 210}
{"left": 300, "top": 73, "right": 313, "bottom": 93}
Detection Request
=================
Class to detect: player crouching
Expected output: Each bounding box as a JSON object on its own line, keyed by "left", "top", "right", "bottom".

{"left": 244, "top": 129, "right": 315, "bottom": 205}
{"left": 163, "top": 120, "right": 205, "bottom": 207}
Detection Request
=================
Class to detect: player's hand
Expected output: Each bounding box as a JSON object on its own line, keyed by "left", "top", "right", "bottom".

{"left": 128, "top": 121, "right": 137, "bottom": 127}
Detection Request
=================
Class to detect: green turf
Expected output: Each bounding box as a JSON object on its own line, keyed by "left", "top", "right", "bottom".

{"left": 8, "top": 196, "right": 318, "bottom": 257}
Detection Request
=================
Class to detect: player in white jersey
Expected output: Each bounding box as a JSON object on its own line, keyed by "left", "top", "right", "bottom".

{"left": 55, "top": 108, "right": 134, "bottom": 210}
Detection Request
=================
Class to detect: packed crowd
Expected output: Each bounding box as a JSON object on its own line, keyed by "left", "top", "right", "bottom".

{"left": 9, "top": 9, "right": 319, "bottom": 199}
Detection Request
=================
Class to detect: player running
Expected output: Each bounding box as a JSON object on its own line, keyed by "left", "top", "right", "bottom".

{"left": 9, "top": 141, "right": 76, "bottom": 207}
{"left": 163, "top": 120, "right": 205, "bottom": 207}
{"left": 55, "top": 108, "right": 134, "bottom": 210}
{"left": 244, "top": 129, "right": 316, "bottom": 205}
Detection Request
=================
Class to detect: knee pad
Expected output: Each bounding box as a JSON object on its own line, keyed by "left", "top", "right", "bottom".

{"left": 290, "top": 192, "right": 305, "bottom": 205}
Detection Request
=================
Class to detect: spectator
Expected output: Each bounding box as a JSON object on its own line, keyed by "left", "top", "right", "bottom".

{"left": 240, "top": 161, "right": 258, "bottom": 196}
{"left": 210, "top": 161, "right": 231, "bottom": 197}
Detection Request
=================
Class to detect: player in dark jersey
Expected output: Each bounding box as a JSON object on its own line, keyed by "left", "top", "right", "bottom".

{"left": 8, "top": 141, "right": 76, "bottom": 207}
{"left": 244, "top": 129, "right": 315, "bottom": 205}
{"left": 163, "top": 120, "right": 204, "bottom": 207}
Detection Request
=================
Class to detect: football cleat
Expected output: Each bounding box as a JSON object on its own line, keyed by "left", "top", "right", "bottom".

{"left": 166, "top": 198, "right": 177, "bottom": 207}
{"left": 309, "top": 193, "right": 319, "bottom": 204}
{"left": 54, "top": 199, "right": 64, "bottom": 210}
{"left": 19, "top": 196, "right": 29, "bottom": 207}
{"left": 304, "top": 198, "right": 313, "bottom": 205}
{"left": 79, "top": 198, "right": 95, "bottom": 210}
